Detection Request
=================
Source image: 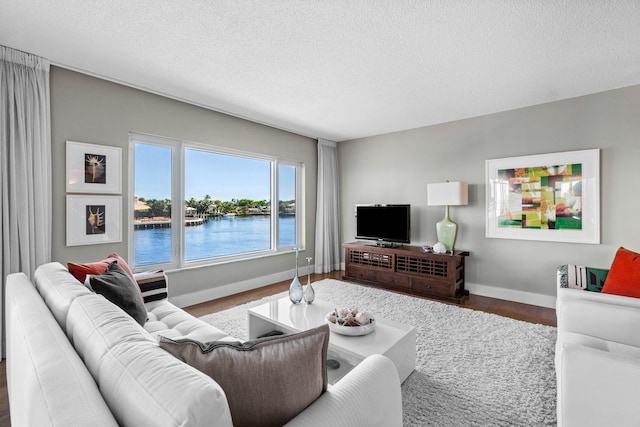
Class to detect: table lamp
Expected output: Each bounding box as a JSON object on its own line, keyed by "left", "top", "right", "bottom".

{"left": 427, "top": 181, "right": 468, "bottom": 253}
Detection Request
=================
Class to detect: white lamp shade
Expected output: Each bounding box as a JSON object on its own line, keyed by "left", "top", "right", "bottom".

{"left": 427, "top": 181, "right": 469, "bottom": 206}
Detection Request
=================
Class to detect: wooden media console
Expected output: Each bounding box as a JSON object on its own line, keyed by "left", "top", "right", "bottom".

{"left": 342, "top": 242, "right": 469, "bottom": 303}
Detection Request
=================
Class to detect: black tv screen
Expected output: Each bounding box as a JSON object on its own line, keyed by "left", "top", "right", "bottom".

{"left": 356, "top": 204, "right": 411, "bottom": 245}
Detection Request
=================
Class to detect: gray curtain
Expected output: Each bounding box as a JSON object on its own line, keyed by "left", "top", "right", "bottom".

{"left": 314, "top": 139, "right": 340, "bottom": 273}
{"left": 1, "top": 46, "right": 52, "bottom": 356}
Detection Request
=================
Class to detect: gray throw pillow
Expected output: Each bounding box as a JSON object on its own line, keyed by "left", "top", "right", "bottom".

{"left": 159, "top": 324, "right": 329, "bottom": 427}
{"left": 89, "top": 261, "right": 147, "bottom": 325}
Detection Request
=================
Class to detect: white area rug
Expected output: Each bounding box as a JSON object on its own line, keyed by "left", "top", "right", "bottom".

{"left": 199, "top": 279, "right": 557, "bottom": 426}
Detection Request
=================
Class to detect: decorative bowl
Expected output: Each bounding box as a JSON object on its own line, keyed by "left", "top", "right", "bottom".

{"left": 326, "top": 310, "right": 376, "bottom": 336}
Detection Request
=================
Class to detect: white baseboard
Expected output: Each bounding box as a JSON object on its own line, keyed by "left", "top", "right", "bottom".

{"left": 340, "top": 261, "right": 556, "bottom": 308}
{"left": 466, "top": 282, "right": 556, "bottom": 309}
{"left": 170, "top": 266, "right": 312, "bottom": 308}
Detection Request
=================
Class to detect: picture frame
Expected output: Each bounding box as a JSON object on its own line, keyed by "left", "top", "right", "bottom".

{"left": 66, "top": 195, "right": 122, "bottom": 246}
{"left": 485, "top": 149, "right": 600, "bottom": 244}
{"left": 66, "top": 141, "right": 122, "bottom": 194}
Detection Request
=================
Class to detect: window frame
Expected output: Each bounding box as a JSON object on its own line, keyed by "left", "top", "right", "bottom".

{"left": 128, "top": 132, "right": 305, "bottom": 271}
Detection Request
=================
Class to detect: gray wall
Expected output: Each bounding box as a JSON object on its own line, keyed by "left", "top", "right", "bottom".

{"left": 339, "top": 85, "right": 640, "bottom": 305}
{"left": 50, "top": 67, "right": 317, "bottom": 302}
{"left": 50, "top": 65, "right": 640, "bottom": 306}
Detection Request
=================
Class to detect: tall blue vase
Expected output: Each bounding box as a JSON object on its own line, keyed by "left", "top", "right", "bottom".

{"left": 289, "top": 248, "right": 303, "bottom": 304}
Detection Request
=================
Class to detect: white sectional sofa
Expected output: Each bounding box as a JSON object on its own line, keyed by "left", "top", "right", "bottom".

{"left": 556, "top": 264, "right": 640, "bottom": 427}
{"left": 6, "top": 262, "right": 403, "bottom": 426}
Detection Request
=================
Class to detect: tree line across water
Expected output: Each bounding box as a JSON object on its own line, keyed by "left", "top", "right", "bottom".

{"left": 135, "top": 195, "right": 295, "bottom": 219}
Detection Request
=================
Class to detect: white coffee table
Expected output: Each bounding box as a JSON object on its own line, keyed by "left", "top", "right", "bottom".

{"left": 248, "top": 297, "right": 416, "bottom": 384}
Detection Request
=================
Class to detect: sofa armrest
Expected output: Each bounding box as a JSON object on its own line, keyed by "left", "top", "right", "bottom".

{"left": 285, "top": 354, "right": 403, "bottom": 427}
{"left": 557, "top": 287, "right": 640, "bottom": 348}
{"left": 6, "top": 273, "right": 118, "bottom": 427}
{"left": 557, "top": 342, "right": 640, "bottom": 427}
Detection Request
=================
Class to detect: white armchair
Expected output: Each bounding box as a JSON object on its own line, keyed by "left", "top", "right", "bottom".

{"left": 556, "top": 265, "right": 640, "bottom": 427}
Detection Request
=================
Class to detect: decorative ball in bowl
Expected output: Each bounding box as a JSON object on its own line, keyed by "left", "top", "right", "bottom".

{"left": 326, "top": 308, "right": 376, "bottom": 336}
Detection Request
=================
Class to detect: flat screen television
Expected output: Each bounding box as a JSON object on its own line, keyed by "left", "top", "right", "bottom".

{"left": 356, "top": 204, "right": 411, "bottom": 246}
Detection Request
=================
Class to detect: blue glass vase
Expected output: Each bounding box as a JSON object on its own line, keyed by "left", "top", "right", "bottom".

{"left": 289, "top": 248, "right": 303, "bottom": 304}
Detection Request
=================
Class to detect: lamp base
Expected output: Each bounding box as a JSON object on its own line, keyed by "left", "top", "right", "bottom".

{"left": 436, "top": 206, "right": 458, "bottom": 252}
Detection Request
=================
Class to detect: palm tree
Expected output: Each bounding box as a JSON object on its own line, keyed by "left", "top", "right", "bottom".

{"left": 147, "top": 199, "right": 171, "bottom": 218}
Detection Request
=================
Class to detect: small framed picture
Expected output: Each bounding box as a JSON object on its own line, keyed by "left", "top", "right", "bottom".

{"left": 66, "top": 141, "right": 122, "bottom": 194}
{"left": 66, "top": 195, "right": 122, "bottom": 246}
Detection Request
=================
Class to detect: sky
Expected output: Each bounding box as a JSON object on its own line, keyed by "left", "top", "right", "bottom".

{"left": 134, "top": 144, "right": 295, "bottom": 202}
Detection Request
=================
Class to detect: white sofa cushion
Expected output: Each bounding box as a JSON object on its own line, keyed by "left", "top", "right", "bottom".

{"left": 66, "top": 294, "right": 234, "bottom": 427}
{"left": 33, "top": 262, "right": 93, "bottom": 329}
{"left": 144, "top": 299, "right": 235, "bottom": 342}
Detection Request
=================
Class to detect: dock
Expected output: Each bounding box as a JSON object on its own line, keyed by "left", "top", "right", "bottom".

{"left": 134, "top": 217, "right": 205, "bottom": 230}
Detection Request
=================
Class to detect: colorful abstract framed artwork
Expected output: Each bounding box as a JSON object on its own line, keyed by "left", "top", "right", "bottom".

{"left": 66, "top": 195, "right": 122, "bottom": 246}
{"left": 66, "top": 141, "right": 122, "bottom": 194}
{"left": 485, "top": 149, "right": 600, "bottom": 244}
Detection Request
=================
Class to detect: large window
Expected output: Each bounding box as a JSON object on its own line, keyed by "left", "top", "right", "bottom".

{"left": 130, "top": 133, "right": 303, "bottom": 270}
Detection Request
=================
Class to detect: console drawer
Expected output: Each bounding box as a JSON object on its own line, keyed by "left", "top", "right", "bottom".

{"left": 411, "top": 277, "right": 453, "bottom": 297}
{"left": 345, "top": 266, "right": 376, "bottom": 282}
{"left": 374, "top": 271, "right": 411, "bottom": 290}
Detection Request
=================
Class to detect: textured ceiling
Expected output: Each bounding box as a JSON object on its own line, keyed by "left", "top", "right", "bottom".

{"left": 2, "top": 1, "right": 640, "bottom": 141}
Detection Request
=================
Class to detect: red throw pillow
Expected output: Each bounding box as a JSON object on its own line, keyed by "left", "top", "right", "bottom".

{"left": 68, "top": 253, "right": 136, "bottom": 284}
{"left": 601, "top": 247, "right": 640, "bottom": 298}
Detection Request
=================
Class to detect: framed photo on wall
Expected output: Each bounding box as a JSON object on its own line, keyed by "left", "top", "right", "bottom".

{"left": 66, "top": 195, "right": 122, "bottom": 246}
{"left": 485, "top": 149, "right": 600, "bottom": 244}
{"left": 66, "top": 141, "right": 122, "bottom": 194}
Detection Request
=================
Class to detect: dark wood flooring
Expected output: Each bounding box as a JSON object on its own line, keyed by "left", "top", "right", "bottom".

{"left": 0, "top": 363, "right": 7, "bottom": 427}
{"left": 0, "top": 271, "right": 556, "bottom": 425}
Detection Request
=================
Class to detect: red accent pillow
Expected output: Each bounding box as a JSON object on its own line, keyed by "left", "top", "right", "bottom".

{"left": 68, "top": 253, "right": 136, "bottom": 284}
{"left": 601, "top": 247, "right": 640, "bottom": 298}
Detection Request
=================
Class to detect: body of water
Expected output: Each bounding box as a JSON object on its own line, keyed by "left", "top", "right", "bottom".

{"left": 134, "top": 215, "right": 295, "bottom": 266}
